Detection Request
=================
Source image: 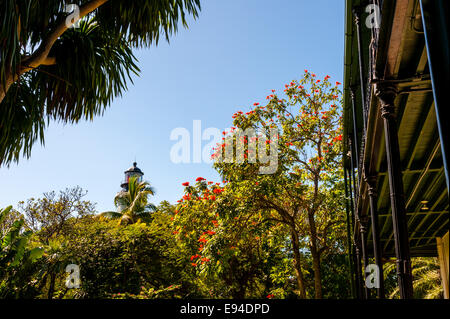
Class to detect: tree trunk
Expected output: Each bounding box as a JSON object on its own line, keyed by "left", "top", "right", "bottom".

{"left": 233, "top": 284, "right": 246, "bottom": 299}
{"left": 0, "top": 77, "right": 13, "bottom": 104}
{"left": 0, "top": 86, "right": 6, "bottom": 102}
{"left": 308, "top": 212, "right": 323, "bottom": 298}
{"left": 0, "top": 0, "right": 108, "bottom": 105}
{"left": 290, "top": 230, "right": 307, "bottom": 298}
{"left": 311, "top": 248, "right": 322, "bottom": 299}
{"left": 47, "top": 272, "right": 56, "bottom": 299}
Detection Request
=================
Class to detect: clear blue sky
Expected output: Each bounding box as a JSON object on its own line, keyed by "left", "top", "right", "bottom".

{"left": 0, "top": 0, "right": 345, "bottom": 213}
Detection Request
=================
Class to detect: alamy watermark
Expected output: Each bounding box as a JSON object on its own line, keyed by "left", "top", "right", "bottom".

{"left": 365, "top": 264, "right": 381, "bottom": 289}
{"left": 365, "top": 4, "right": 381, "bottom": 29}
{"left": 169, "top": 120, "right": 278, "bottom": 175}
{"left": 65, "top": 263, "right": 81, "bottom": 289}
{"left": 64, "top": 4, "right": 81, "bottom": 29}
{"left": 64, "top": 3, "right": 380, "bottom": 31}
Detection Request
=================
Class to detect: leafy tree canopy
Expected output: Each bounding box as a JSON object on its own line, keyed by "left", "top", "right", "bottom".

{"left": 101, "top": 176, "right": 157, "bottom": 225}
{"left": 0, "top": 0, "right": 201, "bottom": 166}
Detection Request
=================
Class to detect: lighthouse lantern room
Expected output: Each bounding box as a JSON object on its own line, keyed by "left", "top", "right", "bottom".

{"left": 120, "top": 162, "right": 144, "bottom": 191}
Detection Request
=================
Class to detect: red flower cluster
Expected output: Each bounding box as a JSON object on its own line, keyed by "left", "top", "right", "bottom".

{"left": 196, "top": 177, "right": 205, "bottom": 182}
{"left": 232, "top": 110, "right": 246, "bottom": 119}
{"left": 267, "top": 294, "right": 274, "bottom": 299}
{"left": 182, "top": 182, "right": 189, "bottom": 187}
{"left": 333, "top": 134, "right": 343, "bottom": 142}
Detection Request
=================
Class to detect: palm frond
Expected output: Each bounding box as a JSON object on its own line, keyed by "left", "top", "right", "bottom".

{"left": 100, "top": 211, "right": 123, "bottom": 219}
{"left": 386, "top": 257, "right": 443, "bottom": 299}
{"left": 1, "top": 18, "right": 139, "bottom": 166}
{"left": 95, "top": 0, "right": 201, "bottom": 47}
{"left": 1, "top": 0, "right": 202, "bottom": 166}
{"left": 110, "top": 176, "right": 157, "bottom": 225}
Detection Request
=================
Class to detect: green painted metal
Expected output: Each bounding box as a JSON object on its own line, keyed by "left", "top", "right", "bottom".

{"left": 342, "top": 0, "right": 449, "bottom": 258}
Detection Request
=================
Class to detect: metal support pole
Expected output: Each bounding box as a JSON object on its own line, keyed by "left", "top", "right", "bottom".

{"left": 348, "top": 141, "right": 363, "bottom": 299}
{"left": 349, "top": 138, "right": 363, "bottom": 299}
{"left": 353, "top": 8, "right": 367, "bottom": 131}
{"left": 350, "top": 89, "right": 360, "bottom": 167}
{"left": 349, "top": 138, "right": 359, "bottom": 204}
{"left": 346, "top": 164, "right": 356, "bottom": 231}
{"left": 344, "top": 167, "right": 356, "bottom": 298}
{"left": 375, "top": 84, "right": 414, "bottom": 299}
{"left": 354, "top": 241, "right": 364, "bottom": 299}
{"left": 366, "top": 175, "right": 385, "bottom": 298}
{"left": 360, "top": 217, "right": 370, "bottom": 299}
{"left": 420, "top": 0, "right": 450, "bottom": 195}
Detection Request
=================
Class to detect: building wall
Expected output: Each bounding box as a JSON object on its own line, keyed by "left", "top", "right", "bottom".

{"left": 437, "top": 231, "right": 449, "bottom": 298}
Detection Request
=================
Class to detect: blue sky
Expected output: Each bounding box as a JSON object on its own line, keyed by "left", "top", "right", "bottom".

{"left": 0, "top": 0, "right": 345, "bottom": 213}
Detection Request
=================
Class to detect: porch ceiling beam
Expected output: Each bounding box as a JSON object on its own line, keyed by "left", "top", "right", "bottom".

{"left": 425, "top": 218, "right": 450, "bottom": 245}
{"left": 411, "top": 188, "right": 449, "bottom": 246}
{"left": 377, "top": 210, "right": 447, "bottom": 217}
{"left": 382, "top": 163, "right": 444, "bottom": 250}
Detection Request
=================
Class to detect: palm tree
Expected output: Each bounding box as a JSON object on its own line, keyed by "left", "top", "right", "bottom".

{"left": 102, "top": 176, "right": 156, "bottom": 225}
{"left": 0, "top": 0, "right": 201, "bottom": 166}
{"left": 385, "top": 257, "right": 443, "bottom": 299}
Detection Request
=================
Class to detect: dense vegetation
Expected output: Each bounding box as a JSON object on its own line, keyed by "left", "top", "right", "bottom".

{"left": 0, "top": 72, "right": 443, "bottom": 299}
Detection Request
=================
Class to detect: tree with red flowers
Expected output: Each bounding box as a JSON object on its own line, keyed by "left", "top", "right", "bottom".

{"left": 172, "top": 178, "right": 291, "bottom": 298}
{"left": 213, "top": 70, "right": 346, "bottom": 298}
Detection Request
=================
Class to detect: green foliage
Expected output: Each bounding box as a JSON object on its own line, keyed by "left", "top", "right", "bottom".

{"left": 18, "top": 186, "right": 95, "bottom": 244}
{"left": 314, "top": 253, "right": 351, "bottom": 299}
{"left": 101, "top": 176, "right": 157, "bottom": 225}
{"left": 0, "top": 0, "right": 201, "bottom": 166}
{"left": 1, "top": 186, "right": 97, "bottom": 299}
{"left": 384, "top": 257, "right": 443, "bottom": 299}
{"left": 0, "top": 206, "right": 44, "bottom": 298}
{"left": 110, "top": 284, "right": 182, "bottom": 299}
{"left": 172, "top": 178, "right": 293, "bottom": 298}
{"left": 38, "top": 213, "right": 195, "bottom": 299}
{"left": 1, "top": 190, "right": 197, "bottom": 299}
{"left": 7, "top": 72, "right": 443, "bottom": 300}
{"left": 95, "top": 0, "right": 201, "bottom": 47}
{"left": 209, "top": 71, "right": 347, "bottom": 298}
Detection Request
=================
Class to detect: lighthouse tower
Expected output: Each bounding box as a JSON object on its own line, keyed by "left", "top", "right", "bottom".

{"left": 120, "top": 162, "right": 144, "bottom": 191}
